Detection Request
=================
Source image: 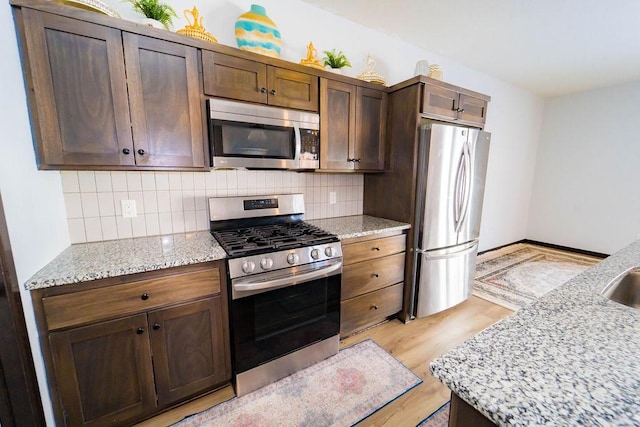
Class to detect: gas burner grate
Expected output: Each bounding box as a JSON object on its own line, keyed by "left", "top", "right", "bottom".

{"left": 212, "top": 221, "right": 338, "bottom": 257}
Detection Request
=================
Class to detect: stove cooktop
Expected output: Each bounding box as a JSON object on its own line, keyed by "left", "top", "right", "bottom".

{"left": 212, "top": 221, "right": 338, "bottom": 258}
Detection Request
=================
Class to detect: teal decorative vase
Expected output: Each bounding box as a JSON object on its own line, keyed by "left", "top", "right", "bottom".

{"left": 234, "top": 4, "right": 282, "bottom": 58}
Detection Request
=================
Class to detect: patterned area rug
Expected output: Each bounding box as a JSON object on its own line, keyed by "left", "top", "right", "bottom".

{"left": 173, "top": 339, "right": 422, "bottom": 427}
{"left": 416, "top": 401, "right": 450, "bottom": 427}
{"left": 474, "top": 243, "right": 601, "bottom": 310}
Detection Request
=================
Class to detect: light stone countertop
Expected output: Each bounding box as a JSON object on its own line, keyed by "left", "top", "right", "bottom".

{"left": 26, "top": 215, "right": 410, "bottom": 291}
{"left": 430, "top": 239, "right": 640, "bottom": 426}
{"left": 26, "top": 231, "right": 226, "bottom": 290}
{"left": 307, "top": 215, "right": 410, "bottom": 240}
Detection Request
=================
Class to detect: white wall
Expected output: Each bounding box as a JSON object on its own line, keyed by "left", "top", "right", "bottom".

{"left": 0, "top": 2, "right": 70, "bottom": 425}
{"left": 527, "top": 81, "right": 640, "bottom": 255}
{"left": 1, "top": 0, "right": 544, "bottom": 424}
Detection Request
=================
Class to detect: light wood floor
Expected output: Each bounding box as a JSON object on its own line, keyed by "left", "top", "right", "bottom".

{"left": 138, "top": 296, "right": 512, "bottom": 426}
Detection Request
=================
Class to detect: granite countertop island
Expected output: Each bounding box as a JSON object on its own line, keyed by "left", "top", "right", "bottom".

{"left": 430, "top": 240, "right": 640, "bottom": 426}
{"left": 26, "top": 215, "right": 410, "bottom": 291}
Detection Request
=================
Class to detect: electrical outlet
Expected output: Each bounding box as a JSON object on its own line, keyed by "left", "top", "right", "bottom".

{"left": 329, "top": 192, "right": 337, "bottom": 205}
{"left": 121, "top": 200, "right": 137, "bottom": 218}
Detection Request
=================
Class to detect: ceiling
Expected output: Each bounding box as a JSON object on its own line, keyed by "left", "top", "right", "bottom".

{"left": 299, "top": 0, "right": 640, "bottom": 97}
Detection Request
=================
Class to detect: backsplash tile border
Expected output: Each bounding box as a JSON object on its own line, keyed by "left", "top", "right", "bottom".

{"left": 60, "top": 170, "right": 364, "bottom": 244}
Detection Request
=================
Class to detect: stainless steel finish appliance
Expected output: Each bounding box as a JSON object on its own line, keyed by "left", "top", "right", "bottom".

{"left": 414, "top": 123, "right": 491, "bottom": 317}
{"left": 208, "top": 99, "right": 320, "bottom": 170}
{"left": 209, "top": 194, "right": 342, "bottom": 396}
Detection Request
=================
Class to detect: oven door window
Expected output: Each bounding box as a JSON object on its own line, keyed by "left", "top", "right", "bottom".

{"left": 211, "top": 120, "right": 295, "bottom": 159}
{"left": 231, "top": 274, "right": 340, "bottom": 374}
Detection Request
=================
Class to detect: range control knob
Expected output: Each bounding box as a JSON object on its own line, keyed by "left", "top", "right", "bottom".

{"left": 287, "top": 253, "right": 300, "bottom": 265}
{"left": 260, "top": 257, "right": 274, "bottom": 270}
{"left": 241, "top": 261, "right": 256, "bottom": 274}
{"left": 310, "top": 249, "right": 321, "bottom": 260}
{"left": 325, "top": 246, "right": 336, "bottom": 257}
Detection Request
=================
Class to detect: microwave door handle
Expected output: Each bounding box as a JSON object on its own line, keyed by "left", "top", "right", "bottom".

{"left": 293, "top": 125, "right": 302, "bottom": 168}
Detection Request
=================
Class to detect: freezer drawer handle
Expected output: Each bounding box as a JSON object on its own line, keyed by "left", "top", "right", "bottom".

{"left": 371, "top": 304, "right": 378, "bottom": 310}
{"left": 372, "top": 247, "right": 381, "bottom": 251}
{"left": 416, "top": 243, "right": 477, "bottom": 260}
{"left": 372, "top": 273, "right": 379, "bottom": 278}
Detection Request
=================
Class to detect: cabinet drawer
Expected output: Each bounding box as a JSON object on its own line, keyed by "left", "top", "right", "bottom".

{"left": 343, "top": 234, "right": 406, "bottom": 265}
{"left": 342, "top": 252, "right": 405, "bottom": 300}
{"left": 340, "top": 283, "right": 403, "bottom": 337}
{"left": 43, "top": 268, "right": 221, "bottom": 331}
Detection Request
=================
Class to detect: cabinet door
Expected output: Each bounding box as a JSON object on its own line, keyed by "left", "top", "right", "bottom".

{"left": 49, "top": 314, "right": 155, "bottom": 426}
{"left": 148, "top": 297, "right": 230, "bottom": 406}
{"left": 421, "top": 83, "right": 459, "bottom": 122}
{"left": 20, "top": 10, "right": 134, "bottom": 168}
{"left": 355, "top": 87, "right": 387, "bottom": 170}
{"left": 267, "top": 66, "right": 319, "bottom": 111}
{"left": 458, "top": 94, "right": 488, "bottom": 127}
{"left": 124, "top": 34, "right": 206, "bottom": 169}
{"left": 201, "top": 51, "right": 268, "bottom": 104}
{"left": 320, "top": 78, "right": 356, "bottom": 170}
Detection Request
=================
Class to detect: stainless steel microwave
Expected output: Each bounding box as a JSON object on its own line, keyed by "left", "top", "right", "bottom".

{"left": 207, "top": 99, "right": 320, "bottom": 170}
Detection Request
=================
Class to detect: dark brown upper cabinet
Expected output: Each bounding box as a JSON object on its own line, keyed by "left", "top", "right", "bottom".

{"left": 202, "top": 51, "right": 319, "bottom": 112}
{"left": 422, "top": 82, "right": 488, "bottom": 128}
{"left": 16, "top": 10, "right": 207, "bottom": 170}
{"left": 320, "top": 79, "right": 387, "bottom": 172}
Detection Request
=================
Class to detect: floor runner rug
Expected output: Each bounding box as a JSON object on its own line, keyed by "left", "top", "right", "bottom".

{"left": 474, "top": 243, "right": 600, "bottom": 310}
{"left": 416, "top": 401, "right": 450, "bottom": 427}
{"left": 173, "top": 339, "right": 422, "bottom": 427}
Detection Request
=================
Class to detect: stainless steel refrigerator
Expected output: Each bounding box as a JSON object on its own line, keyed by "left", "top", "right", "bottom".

{"left": 413, "top": 123, "right": 491, "bottom": 318}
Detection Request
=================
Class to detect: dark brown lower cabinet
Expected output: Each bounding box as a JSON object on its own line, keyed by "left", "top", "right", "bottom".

{"left": 33, "top": 262, "right": 231, "bottom": 426}
{"left": 49, "top": 314, "right": 156, "bottom": 426}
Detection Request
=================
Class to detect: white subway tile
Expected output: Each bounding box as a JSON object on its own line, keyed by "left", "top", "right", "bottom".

{"left": 64, "top": 193, "right": 83, "bottom": 218}
{"left": 143, "top": 191, "right": 158, "bottom": 213}
{"left": 183, "top": 190, "right": 195, "bottom": 212}
{"left": 181, "top": 172, "right": 194, "bottom": 190}
{"left": 60, "top": 171, "right": 79, "bottom": 193}
{"left": 67, "top": 218, "right": 86, "bottom": 243}
{"left": 126, "top": 171, "right": 142, "bottom": 191}
{"left": 169, "top": 173, "right": 182, "bottom": 190}
{"left": 98, "top": 193, "right": 115, "bottom": 216}
{"left": 194, "top": 190, "right": 206, "bottom": 211}
{"left": 155, "top": 172, "right": 170, "bottom": 190}
{"left": 100, "top": 217, "right": 118, "bottom": 240}
{"left": 272, "top": 171, "right": 282, "bottom": 189}
{"left": 184, "top": 211, "right": 197, "bottom": 232}
{"left": 193, "top": 173, "right": 206, "bottom": 190}
{"left": 216, "top": 171, "right": 227, "bottom": 189}
{"left": 141, "top": 172, "right": 156, "bottom": 191}
{"left": 313, "top": 187, "right": 322, "bottom": 203}
{"left": 321, "top": 174, "right": 329, "bottom": 187}
{"left": 80, "top": 193, "right": 100, "bottom": 217}
{"left": 159, "top": 212, "right": 173, "bottom": 234}
{"left": 84, "top": 217, "right": 103, "bottom": 242}
{"left": 356, "top": 202, "right": 363, "bottom": 215}
{"left": 171, "top": 212, "right": 185, "bottom": 233}
{"left": 156, "top": 191, "right": 171, "bottom": 213}
{"left": 144, "top": 213, "right": 160, "bottom": 236}
{"left": 237, "top": 171, "right": 248, "bottom": 189}
{"left": 131, "top": 216, "right": 147, "bottom": 237}
{"left": 77, "top": 171, "right": 96, "bottom": 192}
{"left": 170, "top": 191, "right": 184, "bottom": 212}
{"left": 320, "top": 203, "right": 328, "bottom": 219}
{"left": 111, "top": 172, "right": 128, "bottom": 191}
{"left": 196, "top": 210, "right": 208, "bottom": 230}
{"left": 205, "top": 171, "right": 216, "bottom": 190}
{"left": 226, "top": 170, "right": 238, "bottom": 189}
{"left": 321, "top": 188, "right": 329, "bottom": 203}
{"left": 94, "top": 172, "right": 112, "bottom": 192}
{"left": 116, "top": 217, "right": 133, "bottom": 239}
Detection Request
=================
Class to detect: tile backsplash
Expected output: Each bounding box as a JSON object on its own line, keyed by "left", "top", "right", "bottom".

{"left": 61, "top": 170, "right": 364, "bottom": 244}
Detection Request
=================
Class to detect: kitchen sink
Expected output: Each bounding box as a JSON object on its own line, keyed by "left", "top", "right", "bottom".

{"left": 601, "top": 268, "right": 640, "bottom": 309}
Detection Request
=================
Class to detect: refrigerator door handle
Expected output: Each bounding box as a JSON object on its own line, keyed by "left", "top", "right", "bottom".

{"left": 453, "top": 149, "right": 465, "bottom": 231}
{"left": 456, "top": 142, "right": 473, "bottom": 233}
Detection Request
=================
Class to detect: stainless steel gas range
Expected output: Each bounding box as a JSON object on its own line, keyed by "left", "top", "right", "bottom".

{"left": 209, "top": 194, "right": 342, "bottom": 396}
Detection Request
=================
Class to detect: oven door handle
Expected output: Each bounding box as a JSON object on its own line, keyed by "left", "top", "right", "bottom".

{"left": 233, "top": 260, "right": 342, "bottom": 294}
